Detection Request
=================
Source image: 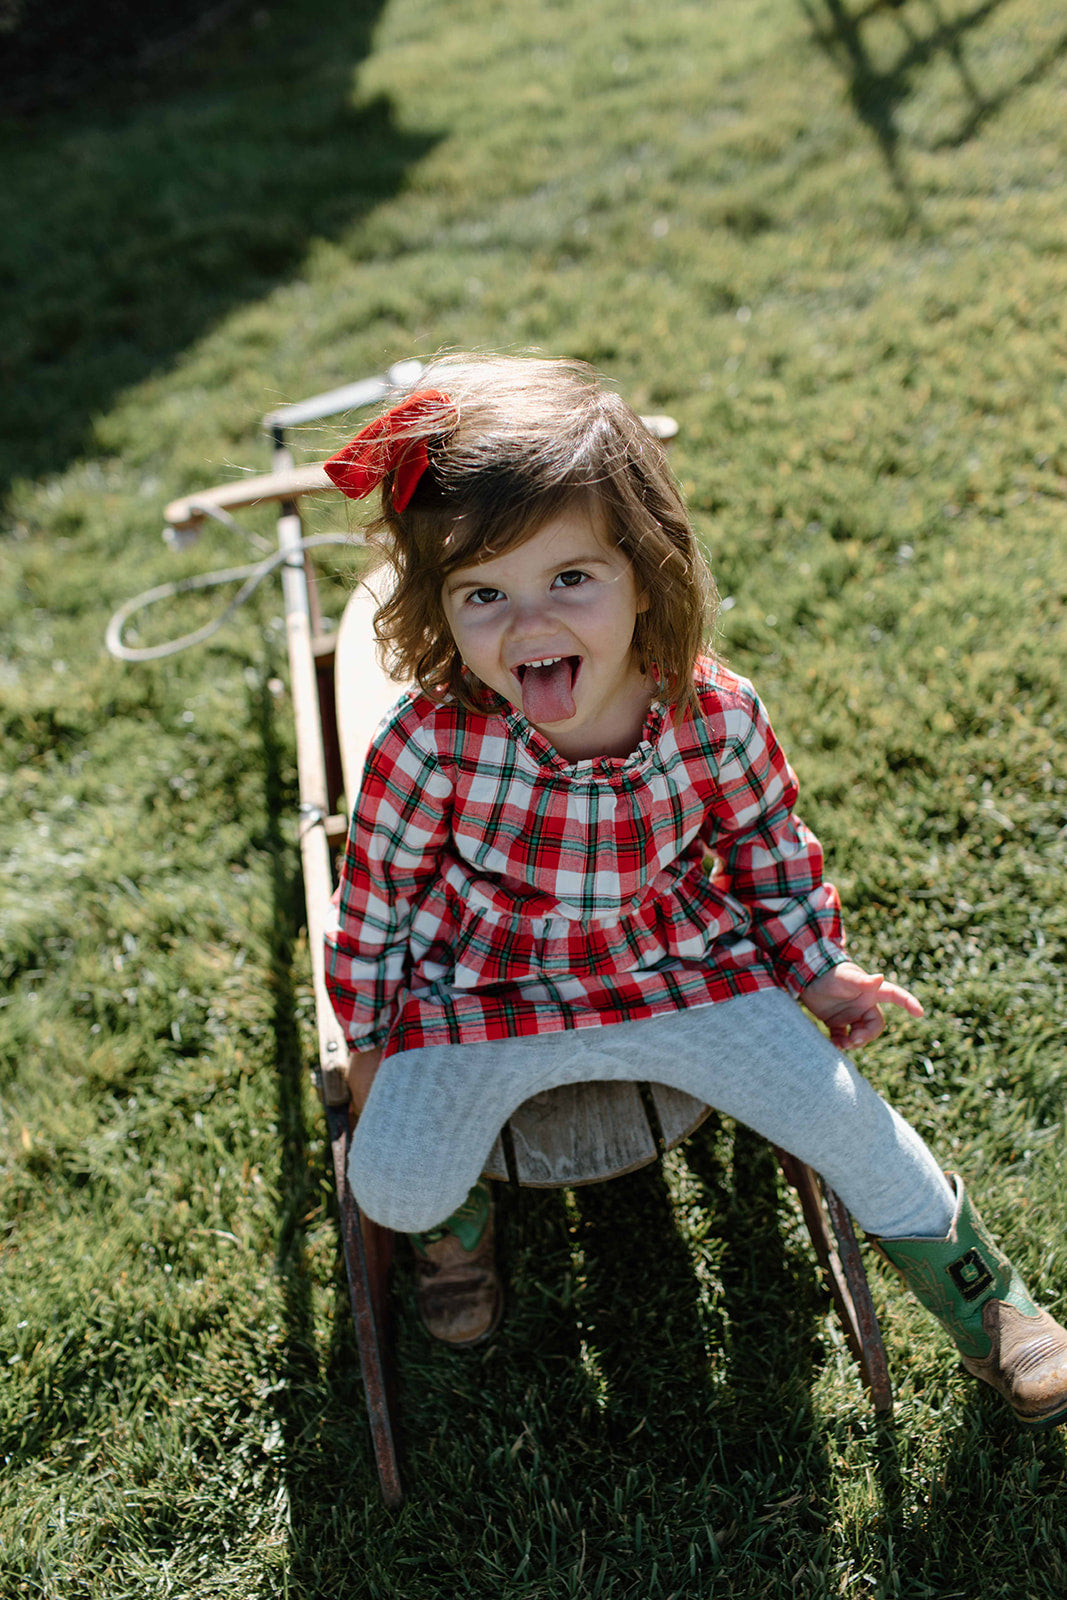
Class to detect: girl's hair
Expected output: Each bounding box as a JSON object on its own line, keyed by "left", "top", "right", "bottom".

{"left": 359, "top": 354, "right": 716, "bottom": 712}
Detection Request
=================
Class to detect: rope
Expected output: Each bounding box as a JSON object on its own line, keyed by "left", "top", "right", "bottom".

{"left": 105, "top": 505, "right": 357, "bottom": 663}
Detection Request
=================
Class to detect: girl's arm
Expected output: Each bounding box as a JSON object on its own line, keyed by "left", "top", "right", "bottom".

{"left": 325, "top": 708, "right": 453, "bottom": 1053}
{"left": 700, "top": 682, "right": 920, "bottom": 1045}
{"left": 701, "top": 683, "right": 844, "bottom": 993}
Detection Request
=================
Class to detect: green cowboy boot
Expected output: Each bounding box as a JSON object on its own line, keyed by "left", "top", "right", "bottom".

{"left": 874, "top": 1174, "right": 1067, "bottom": 1427}
{"left": 409, "top": 1180, "right": 503, "bottom": 1346}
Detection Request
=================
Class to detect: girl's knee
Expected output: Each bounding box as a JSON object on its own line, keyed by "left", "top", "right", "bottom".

{"left": 348, "top": 1150, "right": 473, "bottom": 1234}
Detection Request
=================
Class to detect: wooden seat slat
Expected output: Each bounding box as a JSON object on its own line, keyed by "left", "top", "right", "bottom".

{"left": 646, "top": 1084, "right": 712, "bottom": 1151}
{"left": 483, "top": 1081, "right": 658, "bottom": 1186}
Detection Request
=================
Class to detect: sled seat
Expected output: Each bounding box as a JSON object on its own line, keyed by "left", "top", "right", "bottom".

{"left": 163, "top": 371, "right": 892, "bottom": 1513}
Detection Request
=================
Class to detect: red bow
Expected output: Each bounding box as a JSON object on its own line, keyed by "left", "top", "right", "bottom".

{"left": 324, "top": 389, "right": 452, "bottom": 512}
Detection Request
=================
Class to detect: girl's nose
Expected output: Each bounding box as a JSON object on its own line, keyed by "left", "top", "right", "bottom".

{"left": 507, "top": 594, "right": 555, "bottom": 636}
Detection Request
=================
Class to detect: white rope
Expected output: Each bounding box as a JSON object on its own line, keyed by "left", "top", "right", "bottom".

{"left": 105, "top": 528, "right": 356, "bottom": 663}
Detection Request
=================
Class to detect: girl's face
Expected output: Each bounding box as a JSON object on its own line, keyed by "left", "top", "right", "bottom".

{"left": 440, "top": 504, "right": 653, "bottom": 761}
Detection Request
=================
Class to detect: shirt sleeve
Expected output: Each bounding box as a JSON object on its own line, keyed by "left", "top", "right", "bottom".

{"left": 698, "top": 683, "right": 847, "bottom": 994}
{"left": 324, "top": 706, "right": 453, "bottom": 1051}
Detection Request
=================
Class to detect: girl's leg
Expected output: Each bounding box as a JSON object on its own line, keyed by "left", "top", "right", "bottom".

{"left": 874, "top": 1175, "right": 1067, "bottom": 1426}
{"left": 350, "top": 987, "right": 953, "bottom": 1237}
{"left": 349, "top": 1040, "right": 539, "bottom": 1233}
{"left": 348, "top": 1051, "right": 512, "bottom": 1345}
{"left": 352, "top": 991, "right": 1067, "bottom": 1419}
{"left": 634, "top": 988, "right": 958, "bottom": 1239}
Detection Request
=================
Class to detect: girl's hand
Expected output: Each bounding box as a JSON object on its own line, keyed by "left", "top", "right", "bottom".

{"left": 799, "top": 961, "right": 923, "bottom": 1050}
{"left": 347, "top": 1046, "right": 383, "bottom": 1114}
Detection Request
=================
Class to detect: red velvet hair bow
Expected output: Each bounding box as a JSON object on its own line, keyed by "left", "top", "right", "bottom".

{"left": 323, "top": 389, "right": 452, "bottom": 512}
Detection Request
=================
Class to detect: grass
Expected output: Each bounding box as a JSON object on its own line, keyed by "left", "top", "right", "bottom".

{"left": 2, "top": 0, "right": 1066, "bottom": 1593}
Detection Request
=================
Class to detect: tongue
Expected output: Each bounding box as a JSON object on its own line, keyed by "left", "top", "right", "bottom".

{"left": 520, "top": 659, "right": 575, "bottom": 724}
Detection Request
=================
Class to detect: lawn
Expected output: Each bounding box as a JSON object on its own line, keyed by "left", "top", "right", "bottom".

{"left": 1, "top": 1, "right": 1066, "bottom": 1595}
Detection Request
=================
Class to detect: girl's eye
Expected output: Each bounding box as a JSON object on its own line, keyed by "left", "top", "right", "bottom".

{"left": 552, "top": 569, "right": 589, "bottom": 589}
{"left": 466, "top": 586, "right": 504, "bottom": 606}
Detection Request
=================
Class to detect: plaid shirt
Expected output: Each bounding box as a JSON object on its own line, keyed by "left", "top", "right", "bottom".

{"left": 325, "top": 657, "right": 846, "bottom": 1058}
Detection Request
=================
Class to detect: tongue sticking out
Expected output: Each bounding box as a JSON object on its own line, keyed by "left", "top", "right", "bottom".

{"left": 519, "top": 658, "right": 576, "bottom": 724}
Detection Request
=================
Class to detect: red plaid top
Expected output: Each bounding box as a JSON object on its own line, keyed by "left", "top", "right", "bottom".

{"left": 325, "top": 658, "right": 846, "bottom": 1058}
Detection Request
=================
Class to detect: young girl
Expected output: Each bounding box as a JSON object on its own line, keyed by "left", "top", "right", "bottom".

{"left": 323, "top": 354, "right": 1067, "bottom": 1425}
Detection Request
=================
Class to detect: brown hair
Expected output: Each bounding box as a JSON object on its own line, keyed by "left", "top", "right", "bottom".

{"left": 356, "top": 355, "right": 716, "bottom": 712}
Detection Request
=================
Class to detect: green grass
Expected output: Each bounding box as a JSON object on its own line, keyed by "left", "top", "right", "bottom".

{"left": 2, "top": 0, "right": 1066, "bottom": 1594}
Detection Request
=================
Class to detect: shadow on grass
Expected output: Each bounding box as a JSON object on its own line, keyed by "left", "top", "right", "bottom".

{"left": 253, "top": 670, "right": 382, "bottom": 1592}
{"left": 0, "top": 0, "right": 440, "bottom": 500}
{"left": 251, "top": 675, "right": 325, "bottom": 1432}
{"left": 563, "top": 1123, "right": 830, "bottom": 1468}
{"left": 5, "top": 0, "right": 257, "bottom": 113}
{"left": 307, "top": 1134, "right": 1067, "bottom": 1595}
{"left": 857, "top": 1387, "right": 1067, "bottom": 1594}
{"left": 796, "top": 0, "right": 1066, "bottom": 220}
{"left": 289, "top": 1119, "right": 844, "bottom": 1594}
{"left": 254, "top": 668, "right": 406, "bottom": 1592}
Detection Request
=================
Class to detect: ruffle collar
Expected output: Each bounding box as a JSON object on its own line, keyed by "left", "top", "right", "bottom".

{"left": 493, "top": 695, "right": 669, "bottom": 781}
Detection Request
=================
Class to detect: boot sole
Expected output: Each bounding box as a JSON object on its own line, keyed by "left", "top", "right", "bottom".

{"left": 963, "top": 1357, "right": 1067, "bottom": 1429}
{"left": 1015, "top": 1401, "right": 1067, "bottom": 1431}
{"left": 421, "top": 1290, "right": 504, "bottom": 1348}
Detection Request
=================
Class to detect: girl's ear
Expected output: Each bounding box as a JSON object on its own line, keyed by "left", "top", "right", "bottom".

{"left": 635, "top": 588, "right": 650, "bottom": 614}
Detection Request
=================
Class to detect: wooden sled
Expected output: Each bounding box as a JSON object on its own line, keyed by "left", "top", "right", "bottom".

{"left": 164, "top": 371, "right": 892, "bottom": 1511}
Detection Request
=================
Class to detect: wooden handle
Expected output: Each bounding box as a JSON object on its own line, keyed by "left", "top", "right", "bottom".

{"left": 164, "top": 463, "right": 334, "bottom": 531}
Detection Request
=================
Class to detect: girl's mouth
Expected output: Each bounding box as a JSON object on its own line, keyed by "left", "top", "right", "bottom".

{"left": 513, "top": 655, "right": 580, "bottom": 723}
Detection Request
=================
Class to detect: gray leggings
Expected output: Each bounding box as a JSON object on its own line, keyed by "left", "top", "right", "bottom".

{"left": 350, "top": 988, "right": 955, "bottom": 1240}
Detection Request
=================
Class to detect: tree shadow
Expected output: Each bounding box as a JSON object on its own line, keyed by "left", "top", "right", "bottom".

{"left": 0, "top": 0, "right": 441, "bottom": 500}
{"left": 928, "top": 7, "right": 1067, "bottom": 149}
{"left": 5, "top": 0, "right": 258, "bottom": 112}
{"left": 795, "top": 0, "right": 1054, "bottom": 223}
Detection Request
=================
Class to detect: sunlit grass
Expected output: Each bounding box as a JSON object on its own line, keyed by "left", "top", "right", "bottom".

{"left": 2, "top": 0, "right": 1066, "bottom": 1594}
